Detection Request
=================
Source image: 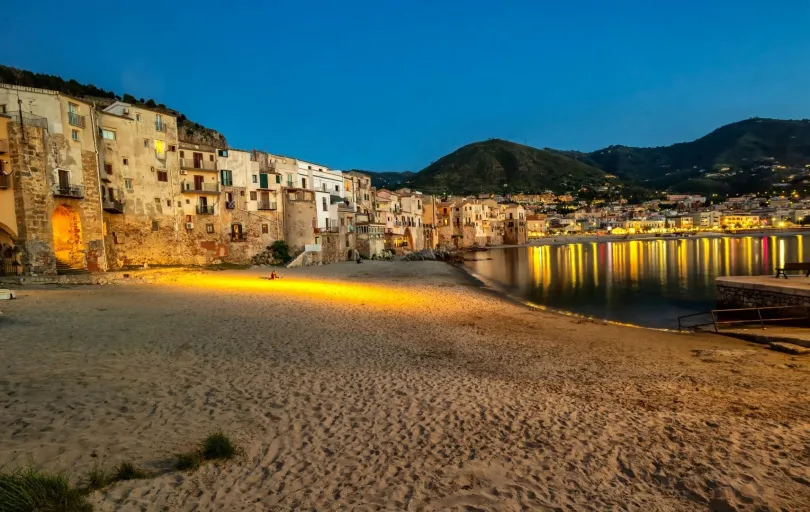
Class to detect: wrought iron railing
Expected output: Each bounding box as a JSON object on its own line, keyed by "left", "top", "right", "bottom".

{"left": 231, "top": 233, "right": 247, "bottom": 242}
{"left": 8, "top": 112, "right": 48, "bottom": 129}
{"left": 68, "top": 112, "right": 86, "bottom": 128}
{"left": 196, "top": 205, "right": 215, "bottom": 215}
{"left": 257, "top": 201, "right": 277, "bottom": 210}
{"left": 181, "top": 158, "right": 216, "bottom": 171}
{"left": 53, "top": 184, "right": 84, "bottom": 198}
{"left": 182, "top": 181, "right": 220, "bottom": 193}
{"left": 102, "top": 195, "right": 126, "bottom": 213}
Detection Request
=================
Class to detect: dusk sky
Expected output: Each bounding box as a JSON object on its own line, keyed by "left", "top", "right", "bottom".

{"left": 3, "top": 0, "right": 809, "bottom": 171}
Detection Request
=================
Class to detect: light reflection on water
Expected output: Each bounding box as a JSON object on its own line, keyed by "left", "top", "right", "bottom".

{"left": 464, "top": 234, "right": 810, "bottom": 329}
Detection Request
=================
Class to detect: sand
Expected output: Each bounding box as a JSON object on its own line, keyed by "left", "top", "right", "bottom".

{"left": 1, "top": 261, "right": 810, "bottom": 511}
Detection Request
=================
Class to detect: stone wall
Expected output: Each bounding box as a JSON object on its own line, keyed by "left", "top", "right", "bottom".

{"left": 717, "top": 282, "right": 810, "bottom": 309}
{"left": 9, "top": 123, "right": 57, "bottom": 274}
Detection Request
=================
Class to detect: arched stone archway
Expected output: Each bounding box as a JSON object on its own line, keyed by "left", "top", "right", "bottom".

{"left": 52, "top": 204, "right": 84, "bottom": 269}
{"left": 404, "top": 227, "right": 414, "bottom": 250}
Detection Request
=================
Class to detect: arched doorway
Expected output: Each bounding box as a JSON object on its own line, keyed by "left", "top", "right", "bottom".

{"left": 404, "top": 227, "right": 414, "bottom": 250}
{"left": 52, "top": 204, "right": 84, "bottom": 269}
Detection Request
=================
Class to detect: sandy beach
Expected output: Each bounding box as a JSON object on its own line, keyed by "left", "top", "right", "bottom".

{"left": 1, "top": 261, "right": 810, "bottom": 511}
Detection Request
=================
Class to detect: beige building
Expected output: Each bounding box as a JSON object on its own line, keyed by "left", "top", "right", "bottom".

{"left": 504, "top": 204, "right": 527, "bottom": 245}
{"left": 0, "top": 85, "right": 106, "bottom": 274}
{"left": 97, "top": 102, "right": 184, "bottom": 267}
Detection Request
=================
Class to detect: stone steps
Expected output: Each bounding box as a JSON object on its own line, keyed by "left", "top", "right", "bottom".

{"left": 768, "top": 342, "right": 810, "bottom": 355}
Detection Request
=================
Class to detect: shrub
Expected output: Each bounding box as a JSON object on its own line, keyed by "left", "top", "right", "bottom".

{"left": 113, "top": 462, "right": 146, "bottom": 481}
{"left": 174, "top": 452, "right": 202, "bottom": 471}
{"left": 84, "top": 462, "right": 110, "bottom": 491}
{"left": 201, "top": 432, "right": 236, "bottom": 461}
{"left": 0, "top": 467, "right": 92, "bottom": 512}
{"left": 269, "top": 241, "right": 292, "bottom": 265}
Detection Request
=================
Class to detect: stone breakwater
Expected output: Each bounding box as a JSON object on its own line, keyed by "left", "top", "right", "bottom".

{"left": 716, "top": 276, "right": 810, "bottom": 309}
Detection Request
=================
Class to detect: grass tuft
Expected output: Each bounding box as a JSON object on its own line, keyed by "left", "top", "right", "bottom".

{"left": 0, "top": 467, "right": 92, "bottom": 511}
{"left": 113, "top": 461, "right": 147, "bottom": 481}
{"left": 174, "top": 451, "right": 203, "bottom": 472}
{"left": 201, "top": 431, "right": 236, "bottom": 461}
{"left": 84, "top": 462, "right": 110, "bottom": 491}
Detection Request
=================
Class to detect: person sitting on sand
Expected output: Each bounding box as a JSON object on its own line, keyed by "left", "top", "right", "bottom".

{"left": 270, "top": 271, "right": 281, "bottom": 280}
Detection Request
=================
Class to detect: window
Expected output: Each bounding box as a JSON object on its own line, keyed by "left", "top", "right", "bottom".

{"left": 335, "top": 185, "right": 339, "bottom": 192}
{"left": 135, "top": 113, "right": 141, "bottom": 122}
{"left": 186, "top": 199, "right": 190, "bottom": 204}
{"left": 104, "top": 163, "right": 113, "bottom": 175}
{"left": 218, "top": 149, "right": 228, "bottom": 157}
{"left": 169, "top": 145, "right": 176, "bottom": 152}
{"left": 154, "top": 197, "right": 161, "bottom": 204}
{"left": 322, "top": 197, "right": 327, "bottom": 212}
{"left": 209, "top": 154, "right": 214, "bottom": 161}
{"left": 261, "top": 224, "right": 269, "bottom": 234}
{"left": 0, "top": 104, "right": 5, "bottom": 114}
{"left": 220, "top": 170, "right": 233, "bottom": 186}
{"left": 240, "top": 190, "right": 245, "bottom": 196}
{"left": 151, "top": 220, "right": 159, "bottom": 231}
{"left": 179, "top": 150, "right": 185, "bottom": 158}
{"left": 252, "top": 175, "right": 258, "bottom": 184}
{"left": 122, "top": 158, "right": 129, "bottom": 166}
{"left": 276, "top": 175, "right": 281, "bottom": 184}
{"left": 157, "top": 170, "right": 168, "bottom": 182}
{"left": 166, "top": 199, "right": 171, "bottom": 207}
{"left": 155, "top": 140, "right": 165, "bottom": 159}
{"left": 308, "top": 165, "right": 312, "bottom": 170}
{"left": 71, "top": 129, "right": 79, "bottom": 141}
{"left": 101, "top": 128, "right": 116, "bottom": 140}
{"left": 143, "top": 139, "right": 149, "bottom": 148}
{"left": 226, "top": 191, "right": 233, "bottom": 202}
{"left": 155, "top": 114, "right": 164, "bottom": 131}
{"left": 302, "top": 178, "right": 307, "bottom": 188}
{"left": 250, "top": 191, "right": 257, "bottom": 201}
{"left": 185, "top": 215, "right": 192, "bottom": 222}
{"left": 124, "top": 178, "right": 133, "bottom": 190}
{"left": 206, "top": 224, "right": 215, "bottom": 234}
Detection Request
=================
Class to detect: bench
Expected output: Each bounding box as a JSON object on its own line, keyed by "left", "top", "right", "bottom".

{"left": 775, "top": 262, "right": 810, "bottom": 279}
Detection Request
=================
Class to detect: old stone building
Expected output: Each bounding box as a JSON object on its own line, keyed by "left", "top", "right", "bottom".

{"left": 97, "top": 102, "right": 186, "bottom": 267}
{"left": 283, "top": 188, "right": 316, "bottom": 250}
{"left": 0, "top": 85, "right": 106, "bottom": 274}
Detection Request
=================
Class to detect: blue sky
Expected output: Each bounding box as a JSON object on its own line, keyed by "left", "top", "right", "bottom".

{"left": 2, "top": 0, "right": 809, "bottom": 171}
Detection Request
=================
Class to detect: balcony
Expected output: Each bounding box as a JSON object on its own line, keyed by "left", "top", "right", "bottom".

{"left": 102, "top": 196, "right": 126, "bottom": 213}
{"left": 231, "top": 233, "right": 247, "bottom": 242}
{"left": 259, "top": 162, "right": 276, "bottom": 173}
{"left": 182, "top": 181, "right": 220, "bottom": 194}
{"left": 225, "top": 201, "right": 236, "bottom": 209}
{"left": 53, "top": 184, "right": 84, "bottom": 198}
{"left": 0, "top": 139, "right": 7, "bottom": 153}
{"left": 257, "top": 201, "right": 277, "bottom": 211}
{"left": 9, "top": 112, "right": 48, "bottom": 129}
{"left": 68, "top": 112, "right": 86, "bottom": 128}
{"left": 180, "top": 158, "right": 217, "bottom": 171}
{"left": 0, "top": 174, "right": 10, "bottom": 189}
{"left": 196, "top": 205, "right": 215, "bottom": 215}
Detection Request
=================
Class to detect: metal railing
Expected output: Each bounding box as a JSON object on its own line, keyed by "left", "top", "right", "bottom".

{"left": 259, "top": 163, "right": 276, "bottom": 173}
{"left": 257, "top": 201, "right": 277, "bottom": 210}
{"left": 0, "top": 174, "right": 10, "bottom": 189}
{"left": 68, "top": 112, "right": 86, "bottom": 128}
{"left": 180, "top": 158, "right": 217, "bottom": 171}
{"left": 102, "top": 197, "right": 126, "bottom": 213}
{"left": 0, "top": 139, "right": 8, "bottom": 153}
{"left": 225, "top": 201, "right": 236, "bottom": 209}
{"left": 53, "top": 184, "right": 84, "bottom": 198}
{"left": 678, "top": 305, "right": 810, "bottom": 332}
{"left": 182, "top": 181, "right": 220, "bottom": 193}
{"left": 231, "top": 233, "right": 247, "bottom": 242}
{"left": 8, "top": 112, "right": 48, "bottom": 129}
{"left": 196, "top": 205, "right": 215, "bottom": 215}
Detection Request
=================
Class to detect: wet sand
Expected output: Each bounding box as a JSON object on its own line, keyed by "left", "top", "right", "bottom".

{"left": 1, "top": 261, "right": 809, "bottom": 511}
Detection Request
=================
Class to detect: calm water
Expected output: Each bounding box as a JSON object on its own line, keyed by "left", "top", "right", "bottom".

{"left": 464, "top": 234, "right": 810, "bottom": 329}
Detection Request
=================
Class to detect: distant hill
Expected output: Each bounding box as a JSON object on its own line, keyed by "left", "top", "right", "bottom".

{"left": 564, "top": 118, "right": 810, "bottom": 194}
{"left": 0, "top": 65, "right": 226, "bottom": 147}
{"left": 350, "top": 170, "right": 415, "bottom": 189}
{"left": 403, "top": 139, "right": 614, "bottom": 195}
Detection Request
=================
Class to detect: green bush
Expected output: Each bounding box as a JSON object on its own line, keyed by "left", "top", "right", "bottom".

{"left": 0, "top": 467, "right": 91, "bottom": 512}
{"left": 201, "top": 432, "right": 236, "bottom": 461}
{"left": 174, "top": 452, "right": 202, "bottom": 472}
{"left": 269, "top": 241, "right": 292, "bottom": 265}
{"left": 112, "top": 462, "right": 146, "bottom": 481}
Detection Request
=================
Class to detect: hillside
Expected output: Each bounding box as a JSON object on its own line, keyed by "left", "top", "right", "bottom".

{"left": 0, "top": 65, "right": 226, "bottom": 147}
{"left": 404, "top": 139, "right": 614, "bottom": 195}
{"left": 565, "top": 118, "right": 810, "bottom": 193}
{"left": 350, "top": 170, "right": 415, "bottom": 189}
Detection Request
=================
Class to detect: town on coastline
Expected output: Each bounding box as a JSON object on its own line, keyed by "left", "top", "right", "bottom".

{"left": 1, "top": 82, "right": 809, "bottom": 276}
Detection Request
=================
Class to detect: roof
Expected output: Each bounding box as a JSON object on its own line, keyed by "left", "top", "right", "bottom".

{"left": 103, "top": 100, "right": 178, "bottom": 119}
